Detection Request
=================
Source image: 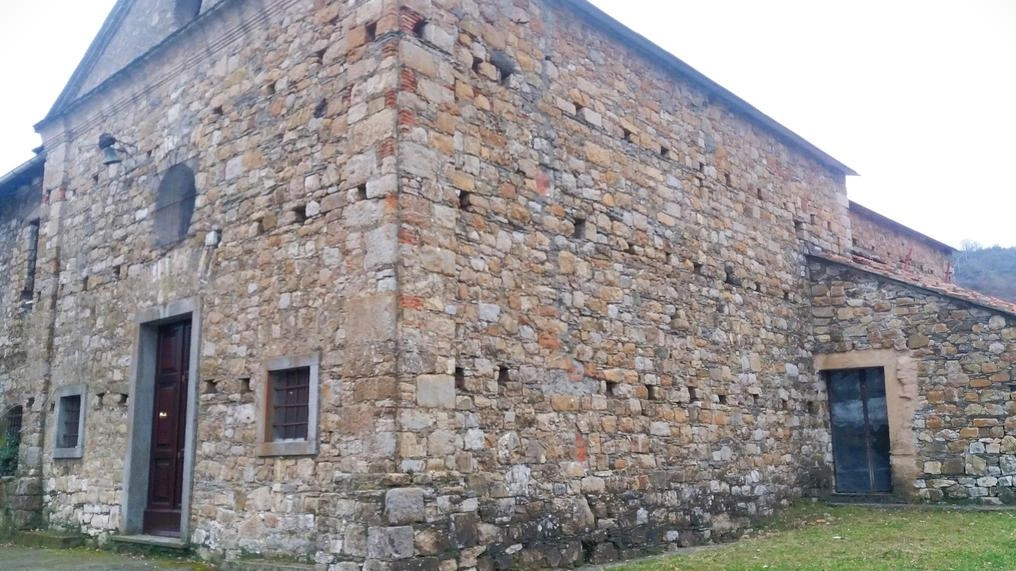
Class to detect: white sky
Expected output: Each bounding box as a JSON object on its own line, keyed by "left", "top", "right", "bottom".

{"left": 1, "top": 1, "right": 1013, "bottom": 247}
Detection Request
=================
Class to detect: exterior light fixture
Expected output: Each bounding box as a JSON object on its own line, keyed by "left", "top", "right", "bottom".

{"left": 98, "top": 133, "right": 123, "bottom": 165}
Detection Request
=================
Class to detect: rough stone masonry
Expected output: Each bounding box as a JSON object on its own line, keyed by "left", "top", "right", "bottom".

{"left": 0, "top": 0, "right": 1014, "bottom": 569}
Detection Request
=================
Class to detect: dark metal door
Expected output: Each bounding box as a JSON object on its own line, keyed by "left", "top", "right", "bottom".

{"left": 144, "top": 321, "right": 190, "bottom": 536}
{"left": 827, "top": 367, "right": 892, "bottom": 493}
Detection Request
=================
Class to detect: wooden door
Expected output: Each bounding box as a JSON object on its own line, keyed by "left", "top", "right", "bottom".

{"left": 827, "top": 367, "right": 892, "bottom": 493}
{"left": 143, "top": 321, "right": 190, "bottom": 536}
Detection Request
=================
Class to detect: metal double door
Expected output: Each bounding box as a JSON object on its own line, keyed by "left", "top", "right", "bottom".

{"left": 827, "top": 367, "right": 891, "bottom": 493}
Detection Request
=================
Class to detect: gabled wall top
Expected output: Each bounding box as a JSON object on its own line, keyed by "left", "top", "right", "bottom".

{"left": 41, "top": 0, "right": 221, "bottom": 125}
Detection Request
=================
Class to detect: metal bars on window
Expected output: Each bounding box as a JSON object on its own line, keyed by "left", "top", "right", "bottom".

{"left": 59, "top": 395, "right": 81, "bottom": 449}
{"left": 270, "top": 368, "right": 310, "bottom": 441}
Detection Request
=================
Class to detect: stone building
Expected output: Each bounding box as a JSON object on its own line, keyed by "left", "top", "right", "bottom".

{"left": 848, "top": 200, "right": 956, "bottom": 280}
{"left": 0, "top": 0, "right": 1014, "bottom": 568}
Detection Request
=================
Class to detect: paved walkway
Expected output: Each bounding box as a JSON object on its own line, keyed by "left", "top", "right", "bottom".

{"left": 0, "top": 545, "right": 202, "bottom": 571}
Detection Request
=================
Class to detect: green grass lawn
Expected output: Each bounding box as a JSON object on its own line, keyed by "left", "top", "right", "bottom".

{"left": 610, "top": 504, "right": 1016, "bottom": 571}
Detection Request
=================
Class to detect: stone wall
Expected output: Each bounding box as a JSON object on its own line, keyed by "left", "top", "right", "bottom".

{"left": 13, "top": 0, "right": 983, "bottom": 568}
{"left": 33, "top": 0, "right": 401, "bottom": 562}
{"left": 849, "top": 202, "right": 953, "bottom": 280}
{"left": 810, "top": 259, "right": 1016, "bottom": 504}
{"left": 0, "top": 160, "right": 45, "bottom": 532}
{"left": 0, "top": 160, "right": 42, "bottom": 405}
{"left": 23, "top": 0, "right": 854, "bottom": 563}
{"left": 75, "top": 0, "right": 231, "bottom": 98}
{"left": 386, "top": 0, "right": 847, "bottom": 567}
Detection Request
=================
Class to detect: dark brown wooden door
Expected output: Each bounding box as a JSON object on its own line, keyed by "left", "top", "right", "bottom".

{"left": 144, "top": 321, "right": 190, "bottom": 536}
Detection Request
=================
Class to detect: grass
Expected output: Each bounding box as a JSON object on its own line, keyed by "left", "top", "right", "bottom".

{"left": 609, "top": 503, "right": 1016, "bottom": 571}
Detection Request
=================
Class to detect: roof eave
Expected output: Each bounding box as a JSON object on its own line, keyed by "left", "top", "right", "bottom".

{"left": 0, "top": 154, "right": 46, "bottom": 193}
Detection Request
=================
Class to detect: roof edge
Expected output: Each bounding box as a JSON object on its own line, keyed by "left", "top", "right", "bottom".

{"left": 553, "top": 0, "right": 858, "bottom": 177}
{"left": 0, "top": 154, "right": 45, "bottom": 192}
{"left": 809, "top": 253, "right": 1016, "bottom": 318}
{"left": 40, "top": 0, "right": 134, "bottom": 125}
{"left": 849, "top": 200, "right": 956, "bottom": 253}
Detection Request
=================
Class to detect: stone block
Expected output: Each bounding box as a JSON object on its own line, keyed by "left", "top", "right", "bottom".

{"left": 385, "top": 488, "right": 426, "bottom": 524}
{"left": 942, "top": 458, "right": 965, "bottom": 475}
{"left": 414, "top": 527, "right": 449, "bottom": 556}
{"left": 450, "top": 512, "right": 478, "bottom": 548}
{"left": 367, "top": 526, "right": 415, "bottom": 560}
{"left": 966, "top": 455, "right": 988, "bottom": 476}
{"left": 477, "top": 303, "right": 500, "bottom": 322}
{"left": 342, "top": 524, "right": 367, "bottom": 557}
{"left": 908, "top": 333, "right": 930, "bottom": 349}
{"left": 1000, "top": 455, "right": 1016, "bottom": 475}
{"left": 1002, "top": 436, "right": 1016, "bottom": 454}
{"left": 416, "top": 375, "right": 455, "bottom": 409}
{"left": 347, "top": 294, "right": 396, "bottom": 342}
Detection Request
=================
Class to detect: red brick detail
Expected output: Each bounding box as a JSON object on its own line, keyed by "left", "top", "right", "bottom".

{"left": 378, "top": 138, "right": 396, "bottom": 159}
{"left": 399, "top": 8, "right": 426, "bottom": 33}
{"left": 381, "top": 38, "right": 399, "bottom": 58}
{"left": 398, "top": 109, "right": 416, "bottom": 129}
{"left": 400, "top": 295, "right": 423, "bottom": 309}
{"left": 384, "top": 89, "right": 398, "bottom": 109}
{"left": 538, "top": 331, "right": 561, "bottom": 350}
{"left": 398, "top": 227, "right": 419, "bottom": 245}
{"left": 575, "top": 432, "right": 588, "bottom": 462}
{"left": 400, "top": 69, "right": 417, "bottom": 93}
{"left": 535, "top": 169, "right": 552, "bottom": 196}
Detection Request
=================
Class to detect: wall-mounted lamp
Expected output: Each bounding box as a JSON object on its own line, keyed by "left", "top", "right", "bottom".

{"left": 98, "top": 133, "right": 135, "bottom": 165}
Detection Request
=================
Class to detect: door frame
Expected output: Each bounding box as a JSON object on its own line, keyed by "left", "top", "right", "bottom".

{"left": 122, "top": 297, "right": 201, "bottom": 539}
{"left": 814, "top": 350, "right": 918, "bottom": 498}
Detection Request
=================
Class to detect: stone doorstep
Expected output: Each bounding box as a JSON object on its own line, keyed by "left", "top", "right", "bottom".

{"left": 222, "top": 560, "right": 316, "bottom": 571}
{"left": 111, "top": 534, "right": 189, "bottom": 549}
{"left": 110, "top": 534, "right": 192, "bottom": 559}
{"left": 11, "top": 530, "right": 86, "bottom": 549}
{"left": 823, "top": 492, "right": 901, "bottom": 505}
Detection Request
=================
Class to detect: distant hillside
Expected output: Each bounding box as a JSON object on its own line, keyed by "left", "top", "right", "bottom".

{"left": 954, "top": 245, "right": 1016, "bottom": 303}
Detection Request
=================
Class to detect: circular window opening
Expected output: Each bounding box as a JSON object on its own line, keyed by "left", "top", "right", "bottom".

{"left": 174, "top": 0, "right": 202, "bottom": 25}
{"left": 154, "top": 163, "right": 197, "bottom": 247}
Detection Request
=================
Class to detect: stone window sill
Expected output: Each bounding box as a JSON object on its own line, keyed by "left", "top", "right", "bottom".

{"left": 53, "top": 446, "right": 84, "bottom": 459}
{"left": 256, "top": 439, "right": 317, "bottom": 457}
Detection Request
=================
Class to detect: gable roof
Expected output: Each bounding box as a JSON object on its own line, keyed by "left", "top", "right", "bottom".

{"left": 812, "top": 251, "right": 1016, "bottom": 318}
{"left": 42, "top": 0, "right": 135, "bottom": 124}
{"left": 555, "top": 0, "right": 858, "bottom": 177}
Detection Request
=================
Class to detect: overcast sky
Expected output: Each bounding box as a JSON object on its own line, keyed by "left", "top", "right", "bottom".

{"left": 1, "top": 1, "right": 1013, "bottom": 247}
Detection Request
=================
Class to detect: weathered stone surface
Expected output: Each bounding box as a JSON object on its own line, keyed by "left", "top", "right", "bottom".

{"left": 367, "top": 526, "right": 416, "bottom": 560}
{"left": 849, "top": 204, "right": 953, "bottom": 280}
{"left": 416, "top": 376, "right": 455, "bottom": 409}
{"left": 812, "top": 261, "right": 1016, "bottom": 503}
{"left": 385, "top": 488, "right": 426, "bottom": 524}
{"left": 1, "top": 0, "right": 1013, "bottom": 569}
